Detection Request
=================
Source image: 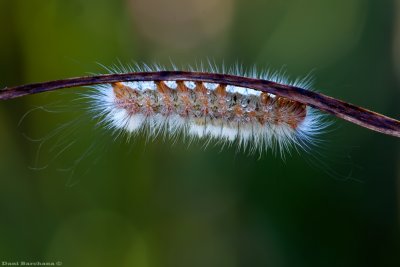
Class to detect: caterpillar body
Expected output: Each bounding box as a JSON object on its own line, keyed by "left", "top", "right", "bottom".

{"left": 88, "top": 65, "right": 326, "bottom": 154}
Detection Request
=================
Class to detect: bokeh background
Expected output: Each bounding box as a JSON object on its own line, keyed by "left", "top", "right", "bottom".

{"left": 0, "top": 0, "right": 399, "bottom": 266}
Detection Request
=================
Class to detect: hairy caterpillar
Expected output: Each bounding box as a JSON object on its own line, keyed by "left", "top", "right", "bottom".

{"left": 87, "top": 64, "right": 325, "bottom": 154}
{"left": 1, "top": 63, "right": 399, "bottom": 157}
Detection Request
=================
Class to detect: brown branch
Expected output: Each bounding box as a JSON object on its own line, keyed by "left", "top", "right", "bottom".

{"left": 1, "top": 71, "right": 399, "bottom": 138}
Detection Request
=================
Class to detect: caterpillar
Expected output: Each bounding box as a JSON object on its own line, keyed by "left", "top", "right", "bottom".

{"left": 1, "top": 63, "right": 399, "bottom": 155}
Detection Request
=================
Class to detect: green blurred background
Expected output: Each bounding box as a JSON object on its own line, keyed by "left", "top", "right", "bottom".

{"left": 0, "top": 0, "right": 399, "bottom": 266}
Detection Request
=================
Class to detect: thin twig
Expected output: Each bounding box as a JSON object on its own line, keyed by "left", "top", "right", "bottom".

{"left": 1, "top": 71, "right": 399, "bottom": 137}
